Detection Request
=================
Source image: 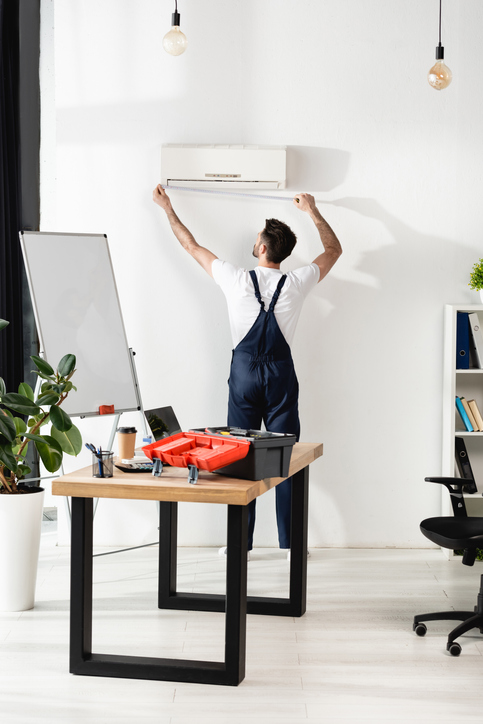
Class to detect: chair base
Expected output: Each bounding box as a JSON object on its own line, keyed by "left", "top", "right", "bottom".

{"left": 413, "top": 574, "right": 483, "bottom": 655}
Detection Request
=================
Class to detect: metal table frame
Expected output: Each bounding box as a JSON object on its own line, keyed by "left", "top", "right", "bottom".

{"left": 69, "top": 465, "right": 309, "bottom": 686}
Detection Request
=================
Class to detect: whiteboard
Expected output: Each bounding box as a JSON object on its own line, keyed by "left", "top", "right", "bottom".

{"left": 19, "top": 232, "right": 140, "bottom": 418}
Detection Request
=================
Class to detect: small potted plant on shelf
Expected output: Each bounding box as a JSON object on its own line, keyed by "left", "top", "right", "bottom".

{"left": 468, "top": 258, "right": 483, "bottom": 302}
{"left": 0, "top": 318, "right": 82, "bottom": 611}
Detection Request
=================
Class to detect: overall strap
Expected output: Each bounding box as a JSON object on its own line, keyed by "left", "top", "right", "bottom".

{"left": 249, "top": 270, "right": 265, "bottom": 310}
{"left": 268, "top": 274, "right": 287, "bottom": 312}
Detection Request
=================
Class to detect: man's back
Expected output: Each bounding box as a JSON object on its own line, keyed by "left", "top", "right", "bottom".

{"left": 212, "top": 259, "right": 320, "bottom": 348}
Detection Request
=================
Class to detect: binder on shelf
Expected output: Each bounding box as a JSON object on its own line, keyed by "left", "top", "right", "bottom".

{"left": 468, "top": 312, "right": 483, "bottom": 369}
{"left": 455, "top": 436, "right": 478, "bottom": 494}
{"left": 468, "top": 399, "right": 483, "bottom": 432}
{"left": 456, "top": 312, "right": 470, "bottom": 369}
{"left": 455, "top": 396, "right": 474, "bottom": 431}
{"left": 460, "top": 397, "right": 478, "bottom": 430}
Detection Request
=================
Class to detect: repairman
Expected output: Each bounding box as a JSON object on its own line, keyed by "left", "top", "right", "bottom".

{"left": 153, "top": 185, "right": 342, "bottom": 558}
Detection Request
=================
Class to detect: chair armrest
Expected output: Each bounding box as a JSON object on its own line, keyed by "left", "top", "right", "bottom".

{"left": 424, "top": 477, "right": 467, "bottom": 517}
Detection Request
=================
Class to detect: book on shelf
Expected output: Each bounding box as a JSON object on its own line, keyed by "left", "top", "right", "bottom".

{"left": 455, "top": 437, "right": 478, "bottom": 494}
{"left": 460, "top": 397, "right": 478, "bottom": 430}
{"left": 468, "top": 313, "right": 483, "bottom": 369}
{"left": 468, "top": 399, "right": 483, "bottom": 431}
{"left": 456, "top": 311, "right": 470, "bottom": 369}
{"left": 455, "top": 396, "right": 474, "bottom": 431}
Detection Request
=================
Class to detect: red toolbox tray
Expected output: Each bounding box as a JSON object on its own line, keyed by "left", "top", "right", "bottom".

{"left": 142, "top": 432, "right": 250, "bottom": 473}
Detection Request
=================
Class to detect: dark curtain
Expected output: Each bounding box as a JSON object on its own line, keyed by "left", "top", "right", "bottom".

{"left": 0, "top": 0, "right": 24, "bottom": 394}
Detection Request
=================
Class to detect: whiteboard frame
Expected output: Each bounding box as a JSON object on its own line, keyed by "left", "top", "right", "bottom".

{"left": 19, "top": 230, "right": 142, "bottom": 419}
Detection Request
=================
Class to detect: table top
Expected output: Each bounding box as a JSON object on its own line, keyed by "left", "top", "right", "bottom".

{"left": 52, "top": 442, "right": 323, "bottom": 506}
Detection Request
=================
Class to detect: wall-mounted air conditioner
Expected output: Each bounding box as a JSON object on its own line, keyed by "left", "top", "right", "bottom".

{"left": 161, "top": 144, "right": 287, "bottom": 190}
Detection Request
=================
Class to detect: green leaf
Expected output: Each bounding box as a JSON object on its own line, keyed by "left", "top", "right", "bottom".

{"left": 31, "top": 355, "right": 55, "bottom": 376}
{"left": 34, "top": 435, "right": 63, "bottom": 473}
{"left": 0, "top": 444, "right": 18, "bottom": 472}
{"left": 18, "top": 382, "right": 35, "bottom": 401}
{"left": 51, "top": 423, "right": 82, "bottom": 456}
{"left": 36, "top": 392, "right": 60, "bottom": 406}
{"left": 0, "top": 377, "right": 5, "bottom": 397}
{"left": 0, "top": 413, "right": 17, "bottom": 442}
{"left": 13, "top": 441, "right": 27, "bottom": 459}
{"left": 0, "top": 319, "right": 9, "bottom": 331}
{"left": 57, "top": 354, "right": 76, "bottom": 378}
{"left": 13, "top": 417, "right": 27, "bottom": 436}
{"left": 22, "top": 432, "right": 48, "bottom": 445}
{"left": 16, "top": 463, "right": 32, "bottom": 480}
{"left": 33, "top": 371, "right": 56, "bottom": 382}
{"left": 49, "top": 405, "right": 72, "bottom": 432}
{"left": 1, "top": 393, "right": 41, "bottom": 416}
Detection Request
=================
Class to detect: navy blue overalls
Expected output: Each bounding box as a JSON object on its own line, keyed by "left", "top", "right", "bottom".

{"left": 227, "top": 270, "right": 301, "bottom": 551}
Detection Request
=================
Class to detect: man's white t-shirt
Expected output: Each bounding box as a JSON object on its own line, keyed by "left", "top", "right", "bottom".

{"left": 212, "top": 260, "right": 320, "bottom": 348}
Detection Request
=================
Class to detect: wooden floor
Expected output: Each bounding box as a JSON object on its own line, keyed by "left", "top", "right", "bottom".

{"left": 2, "top": 530, "right": 483, "bottom": 723}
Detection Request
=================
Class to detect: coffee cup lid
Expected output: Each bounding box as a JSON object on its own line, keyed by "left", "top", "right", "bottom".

{"left": 117, "top": 427, "right": 137, "bottom": 434}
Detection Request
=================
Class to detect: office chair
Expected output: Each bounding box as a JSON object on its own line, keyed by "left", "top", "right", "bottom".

{"left": 413, "top": 476, "right": 483, "bottom": 656}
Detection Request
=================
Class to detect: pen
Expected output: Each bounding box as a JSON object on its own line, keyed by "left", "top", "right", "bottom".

{"left": 98, "top": 447, "right": 103, "bottom": 478}
{"left": 85, "top": 443, "right": 104, "bottom": 477}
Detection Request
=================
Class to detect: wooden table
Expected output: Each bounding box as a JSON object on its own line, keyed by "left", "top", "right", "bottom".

{"left": 53, "top": 442, "right": 323, "bottom": 686}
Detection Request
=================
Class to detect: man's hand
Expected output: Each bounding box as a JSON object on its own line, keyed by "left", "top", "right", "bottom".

{"left": 153, "top": 184, "right": 173, "bottom": 213}
{"left": 294, "top": 192, "right": 317, "bottom": 214}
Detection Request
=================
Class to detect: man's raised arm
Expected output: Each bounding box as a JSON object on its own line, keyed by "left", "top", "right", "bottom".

{"left": 153, "top": 185, "right": 217, "bottom": 277}
{"left": 294, "top": 192, "right": 342, "bottom": 282}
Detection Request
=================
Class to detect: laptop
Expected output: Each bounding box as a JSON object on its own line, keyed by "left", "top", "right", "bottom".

{"left": 145, "top": 406, "right": 182, "bottom": 441}
{"left": 115, "top": 406, "right": 182, "bottom": 473}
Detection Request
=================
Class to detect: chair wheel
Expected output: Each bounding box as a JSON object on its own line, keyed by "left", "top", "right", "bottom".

{"left": 413, "top": 622, "right": 427, "bottom": 637}
{"left": 447, "top": 641, "right": 462, "bottom": 657}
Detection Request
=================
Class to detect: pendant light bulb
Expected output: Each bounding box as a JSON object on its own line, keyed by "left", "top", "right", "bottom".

{"left": 428, "top": 56, "right": 452, "bottom": 90}
{"left": 163, "top": 1, "right": 187, "bottom": 56}
{"left": 428, "top": 0, "right": 451, "bottom": 90}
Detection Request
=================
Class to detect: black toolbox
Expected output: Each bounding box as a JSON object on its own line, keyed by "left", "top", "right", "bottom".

{"left": 189, "top": 427, "right": 296, "bottom": 480}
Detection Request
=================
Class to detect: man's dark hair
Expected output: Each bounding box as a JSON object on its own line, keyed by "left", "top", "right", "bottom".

{"left": 260, "top": 219, "right": 297, "bottom": 264}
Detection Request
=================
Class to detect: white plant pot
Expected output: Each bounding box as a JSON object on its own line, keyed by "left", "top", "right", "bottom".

{"left": 480, "top": 290, "right": 483, "bottom": 304}
{"left": 0, "top": 487, "right": 44, "bottom": 611}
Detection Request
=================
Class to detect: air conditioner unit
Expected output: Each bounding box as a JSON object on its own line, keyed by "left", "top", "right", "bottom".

{"left": 161, "top": 144, "right": 287, "bottom": 190}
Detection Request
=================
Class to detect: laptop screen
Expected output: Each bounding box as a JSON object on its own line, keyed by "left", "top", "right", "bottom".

{"left": 145, "top": 406, "right": 182, "bottom": 441}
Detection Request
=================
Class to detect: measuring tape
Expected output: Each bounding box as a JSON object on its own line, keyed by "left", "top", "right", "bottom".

{"left": 161, "top": 184, "right": 300, "bottom": 203}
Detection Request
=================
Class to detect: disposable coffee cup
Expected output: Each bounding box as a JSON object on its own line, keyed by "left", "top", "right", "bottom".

{"left": 117, "top": 426, "right": 137, "bottom": 459}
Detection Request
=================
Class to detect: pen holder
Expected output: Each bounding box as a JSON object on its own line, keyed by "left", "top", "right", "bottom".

{"left": 92, "top": 451, "right": 114, "bottom": 478}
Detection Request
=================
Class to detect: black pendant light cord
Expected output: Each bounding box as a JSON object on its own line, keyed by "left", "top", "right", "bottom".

{"left": 172, "top": 0, "right": 180, "bottom": 27}
{"left": 439, "top": 0, "right": 442, "bottom": 46}
{"left": 435, "top": 0, "right": 444, "bottom": 60}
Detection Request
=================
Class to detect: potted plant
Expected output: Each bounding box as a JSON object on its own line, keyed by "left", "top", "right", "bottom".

{"left": 0, "top": 318, "right": 82, "bottom": 611}
{"left": 469, "top": 258, "right": 483, "bottom": 302}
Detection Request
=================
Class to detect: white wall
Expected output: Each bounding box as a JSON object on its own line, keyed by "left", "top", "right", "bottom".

{"left": 40, "top": 0, "right": 483, "bottom": 547}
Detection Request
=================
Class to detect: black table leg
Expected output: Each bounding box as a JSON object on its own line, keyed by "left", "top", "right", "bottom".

{"left": 288, "top": 464, "right": 309, "bottom": 617}
{"left": 70, "top": 497, "right": 248, "bottom": 685}
{"left": 224, "top": 504, "right": 248, "bottom": 684}
{"left": 70, "top": 497, "right": 93, "bottom": 672}
{"left": 157, "top": 465, "right": 310, "bottom": 618}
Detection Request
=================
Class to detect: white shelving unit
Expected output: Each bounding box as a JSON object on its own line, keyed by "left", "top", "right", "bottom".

{"left": 443, "top": 306, "right": 483, "bottom": 552}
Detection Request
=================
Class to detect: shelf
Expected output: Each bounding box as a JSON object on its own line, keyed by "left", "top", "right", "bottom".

{"left": 442, "top": 305, "right": 483, "bottom": 559}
